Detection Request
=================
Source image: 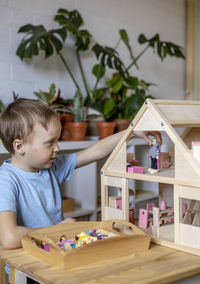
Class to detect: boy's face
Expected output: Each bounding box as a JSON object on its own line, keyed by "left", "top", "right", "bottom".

{"left": 13, "top": 116, "right": 62, "bottom": 172}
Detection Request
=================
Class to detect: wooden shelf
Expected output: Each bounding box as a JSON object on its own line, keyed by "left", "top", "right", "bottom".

{"left": 135, "top": 190, "right": 157, "bottom": 203}
{"left": 106, "top": 167, "right": 200, "bottom": 187}
{"left": 63, "top": 207, "right": 95, "bottom": 218}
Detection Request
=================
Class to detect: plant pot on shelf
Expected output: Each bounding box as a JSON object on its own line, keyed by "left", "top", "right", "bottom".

{"left": 97, "top": 121, "right": 116, "bottom": 140}
{"left": 86, "top": 114, "right": 105, "bottom": 137}
{"left": 58, "top": 113, "right": 74, "bottom": 140}
{"left": 69, "top": 122, "right": 88, "bottom": 141}
{"left": 114, "top": 119, "right": 132, "bottom": 133}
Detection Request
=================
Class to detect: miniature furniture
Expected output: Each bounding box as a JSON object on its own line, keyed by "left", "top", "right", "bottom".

{"left": 101, "top": 99, "right": 200, "bottom": 256}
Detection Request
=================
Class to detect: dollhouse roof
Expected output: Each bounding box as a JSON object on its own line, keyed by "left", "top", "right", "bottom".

{"left": 102, "top": 99, "right": 200, "bottom": 186}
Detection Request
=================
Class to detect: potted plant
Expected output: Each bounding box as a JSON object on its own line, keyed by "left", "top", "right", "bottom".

{"left": 103, "top": 73, "right": 153, "bottom": 132}
{"left": 34, "top": 83, "right": 74, "bottom": 140}
{"left": 91, "top": 30, "right": 185, "bottom": 133}
{"left": 16, "top": 9, "right": 185, "bottom": 138}
{"left": 15, "top": 9, "right": 106, "bottom": 110}
{"left": 69, "top": 90, "right": 88, "bottom": 141}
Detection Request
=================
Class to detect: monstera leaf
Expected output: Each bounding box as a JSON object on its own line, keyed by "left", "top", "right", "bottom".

{"left": 16, "top": 24, "right": 67, "bottom": 59}
{"left": 54, "top": 9, "right": 91, "bottom": 51}
{"left": 138, "top": 33, "right": 185, "bottom": 61}
{"left": 92, "top": 43, "right": 128, "bottom": 76}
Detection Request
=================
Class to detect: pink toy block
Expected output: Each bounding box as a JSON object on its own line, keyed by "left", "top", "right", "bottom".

{"left": 160, "top": 200, "right": 167, "bottom": 210}
{"left": 138, "top": 209, "right": 149, "bottom": 229}
{"left": 127, "top": 166, "right": 144, "bottom": 174}
{"left": 114, "top": 198, "right": 122, "bottom": 210}
{"left": 146, "top": 202, "right": 155, "bottom": 211}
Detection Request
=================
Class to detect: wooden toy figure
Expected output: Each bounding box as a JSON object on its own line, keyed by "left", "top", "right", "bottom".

{"left": 147, "top": 138, "right": 160, "bottom": 174}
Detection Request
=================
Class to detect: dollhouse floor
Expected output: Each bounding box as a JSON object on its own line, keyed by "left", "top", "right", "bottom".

{"left": 158, "top": 223, "right": 174, "bottom": 242}
{"left": 145, "top": 223, "right": 174, "bottom": 242}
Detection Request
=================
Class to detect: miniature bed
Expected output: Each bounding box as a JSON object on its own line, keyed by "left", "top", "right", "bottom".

{"left": 101, "top": 99, "right": 200, "bottom": 256}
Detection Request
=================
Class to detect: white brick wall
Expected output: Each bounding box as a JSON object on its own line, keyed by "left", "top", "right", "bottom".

{"left": 0, "top": 0, "right": 186, "bottom": 105}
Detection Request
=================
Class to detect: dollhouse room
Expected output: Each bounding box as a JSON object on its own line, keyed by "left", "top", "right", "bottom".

{"left": 1, "top": 0, "right": 200, "bottom": 283}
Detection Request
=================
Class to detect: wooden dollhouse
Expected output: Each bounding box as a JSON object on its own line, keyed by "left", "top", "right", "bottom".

{"left": 101, "top": 99, "right": 200, "bottom": 255}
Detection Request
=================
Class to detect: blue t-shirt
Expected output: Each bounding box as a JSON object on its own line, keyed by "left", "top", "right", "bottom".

{"left": 0, "top": 153, "right": 77, "bottom": 228}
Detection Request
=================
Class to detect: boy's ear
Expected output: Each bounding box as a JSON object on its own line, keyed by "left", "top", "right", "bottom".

{"left": 13, "top": 139, "right": 25, "bottom": 155}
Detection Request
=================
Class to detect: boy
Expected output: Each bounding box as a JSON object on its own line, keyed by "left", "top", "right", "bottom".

{"left": 0, "top": 98, "right": 161, "bottom": 249}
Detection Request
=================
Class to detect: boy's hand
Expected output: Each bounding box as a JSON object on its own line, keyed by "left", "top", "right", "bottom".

{"left": 134, "top": 131, "right": 162, "bottom": 145}
{"left": 60, "top": 217, "right": 76, "bottom": 224}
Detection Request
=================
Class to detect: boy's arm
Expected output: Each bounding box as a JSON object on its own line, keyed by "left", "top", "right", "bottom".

{"left": 0, "top": 211, "right": 36, "bottom": 249}
{"left": 76, "top": 130, "right": 162, "bottom": 168}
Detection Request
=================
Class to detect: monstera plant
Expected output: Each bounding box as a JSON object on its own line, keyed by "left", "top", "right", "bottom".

{"left": 16, "top": 8, "right": 185, "bottom": 124}
{"left": 91, "top": 30, "right": 185, "bottom": 121}
{"left": 16, "top": 9, "right": 105, "bottom": 114}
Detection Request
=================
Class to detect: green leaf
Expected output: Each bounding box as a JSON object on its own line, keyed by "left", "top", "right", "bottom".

{"left": 103, "top": 98, "right": 115, "bottom": 117}
{"left": 92, "top": 43, "right": 128, "bottom": 76}
{"left": 76, "top": 29, "right": 91, "bottom": 51}
{"left": 18, "top": 24, "right": 36, "bottom": 33}
{"left": 112, "top": 78, "right": 124, "bottom": 93}
{"left": 138, "top": 34, "right": 147, "bottom": 44}
{"left": 124, "top": 77, "right": 139, "bottom": 89}
{"left": 16, "top": 24, "right": 66, "bottom": 59}
{"left": 55, "top": 9, "right": 83, "bottom": 30}
{"left": 96, "top": 88, "right": 107, "bottom": 100}
{"left": 54, "top": 9, "right": 91, "bottom": 51}
{"left": 92, "top": 64, "right": 105, "bottom": 80}
{"left": 34, "top": 83, "right": 59, "bottom": 105}
{"left": 49, "top": 33, "right": 63, "bottom": 53}
{"left": 120, "top": 29, "right": 129, "bottom": 42}
{"left": 138, "top": 33, "right": 185, "bottom": 60}
{"left": 119, "top": 29, "right": 134, "bottom": 60}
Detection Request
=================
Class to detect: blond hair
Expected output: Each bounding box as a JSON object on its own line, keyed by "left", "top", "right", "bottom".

{"left": 0, "top": 98, "right": 58, "bottom": 154}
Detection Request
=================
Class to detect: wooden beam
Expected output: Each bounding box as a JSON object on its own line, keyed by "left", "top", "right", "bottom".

{"left": 186, "top": 0, "right": 195, "bottom": 100}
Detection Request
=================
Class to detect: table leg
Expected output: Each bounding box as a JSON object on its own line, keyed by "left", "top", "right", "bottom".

{"left": 9, "top": 265, "right": 15, "bottom": 284}
{"left": 0, "top": 259, "right": 8, "bottom": 284}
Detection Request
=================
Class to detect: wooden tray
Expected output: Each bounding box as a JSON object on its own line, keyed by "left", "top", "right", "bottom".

{"left": 22, "top": 219, "right": 151, "bottom": 269}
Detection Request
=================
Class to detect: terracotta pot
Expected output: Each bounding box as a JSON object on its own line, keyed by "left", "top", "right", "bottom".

{"left": 97, "top": 121, "right": 116, "bottom": 139}
{"left": 69, "top": 122, "right": 88, "bottom": 141}
{"left": 59, "top": 113, "right": 74, "bottom": 140}
{"left": 114, "top": 119, "right": 132, "bottom": 133}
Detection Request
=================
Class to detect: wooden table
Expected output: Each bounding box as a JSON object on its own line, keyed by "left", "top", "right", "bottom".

{"left": 1, "top": 243, "right": 200, "bottom": 284}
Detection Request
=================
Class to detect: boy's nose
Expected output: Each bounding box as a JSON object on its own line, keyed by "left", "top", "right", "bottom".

{"left": 54, "top": 142, "right": 60, "bottom": 152}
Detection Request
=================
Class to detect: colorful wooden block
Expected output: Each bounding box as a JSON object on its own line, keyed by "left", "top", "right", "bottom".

{"left": 127, "top": 166, "right": 144, "bottom": 174}
{"left": 114, "top": 198, "right": 122, "bottom": 210}
{"left": 146, "top": 202, "right": 156, "bottom": 211}
{"left": 138, "top": 209, "right": 149, "bottom": 229}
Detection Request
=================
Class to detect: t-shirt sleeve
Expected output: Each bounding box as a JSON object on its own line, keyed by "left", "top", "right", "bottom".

{"left": 0, "top": 174, "right": 17, "bottom": 213}
{"left": 51, "top": 153, "right": 77, "bottom": 183}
